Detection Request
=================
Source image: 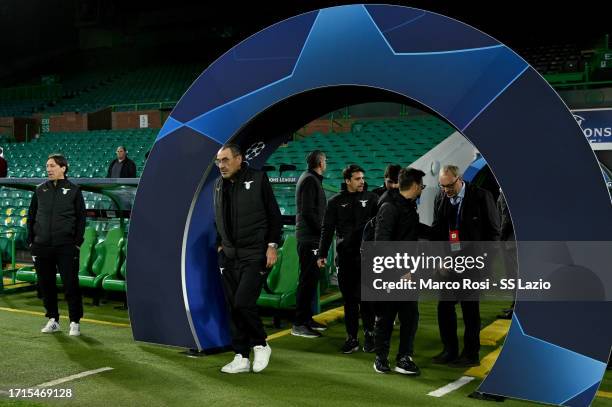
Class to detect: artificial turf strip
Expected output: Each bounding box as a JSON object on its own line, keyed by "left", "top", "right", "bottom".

{"left": 0, "top": 293, "right": 610, "bottom": 407}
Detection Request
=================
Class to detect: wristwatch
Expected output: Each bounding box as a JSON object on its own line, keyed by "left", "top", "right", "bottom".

{"left": 268, "top": 243, "right": 278, "bottom": 249}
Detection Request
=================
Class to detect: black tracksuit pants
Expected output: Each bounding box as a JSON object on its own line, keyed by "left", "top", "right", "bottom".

{"left": 337, "top": 253, "right": 375, "bottom": 338}
{"left": 220, "top": 254, "right": 268, "bottom": 358}
{"left": 295, "top": 241, "right": 320, "bottom": 326}
{"left": 437, "top": 300, "right": 480, "bottom": 359}
{"left": 33, "top": 244, "right": 83, "bottom": 323}
{"left": 375, "top": 301, "right": 419, "bottom": 360}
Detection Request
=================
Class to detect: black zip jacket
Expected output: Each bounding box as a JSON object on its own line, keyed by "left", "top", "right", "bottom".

{"left": 106, "top": 157, "right": 137, "bottom": 178}
{"left": 318, "top": 186, "right": 378, "bottom": 258}
{"left": 377, "top": 189, "right": 432, "bottom": 240}
{"left": 214, "top": 164, "right": 282, "bottom": 260}
{"left": 27, "top": 178, "right": 86, "bottom": 247}
{"left": 375, "top": 189, "right": 420, "bottom": 241}
{"left": 295, "top": 169, "right": 326, "bottom": 243}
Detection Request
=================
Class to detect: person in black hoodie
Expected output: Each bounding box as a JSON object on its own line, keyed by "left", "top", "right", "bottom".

{"left": 431, "top": 165, "right": 500, "bottom": 367}
{"left": 292, "top": 150, "right": 328, "bottom": 338}
{"left": 373, "top": 167, "right": 427, "bottom": 375}
{"left": 317, "top": 164, "right": 378, "bottom": 354}
{"left": 213, "top": 143, "right": 282, "bottom": 374}
{"left": 28, "top": 154, "right": 86, "bottom": 337}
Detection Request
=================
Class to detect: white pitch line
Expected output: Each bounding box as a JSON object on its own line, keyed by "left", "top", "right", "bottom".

{"left": 428, "top": 376, "right": 475, "bottom": 397}
{"left": 36, "top": 367, "right": 114, "bottom": 388}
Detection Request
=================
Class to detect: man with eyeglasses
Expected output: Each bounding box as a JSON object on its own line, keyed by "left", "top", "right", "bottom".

{"left": 213, "top": 143, "right": 282, "bottom": 374}
{"left": 431, "top": 165, "right": 500, "bottom": 367}
{"left": 372, "top": 167, "right": 428, "bottom": 375}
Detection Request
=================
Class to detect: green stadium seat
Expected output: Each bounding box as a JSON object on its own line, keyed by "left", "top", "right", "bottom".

{"left": 257, "top": 234, "right": 299, "bottom": 309}
{"left": 79, "top": 227, "right": 124, "bottom": 289}
{"left": 102, "top": 239, "right": 127, "bottom": 292}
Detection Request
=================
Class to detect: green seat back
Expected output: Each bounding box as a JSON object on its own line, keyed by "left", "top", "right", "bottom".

{"left": 120, "top": 239, "right": 127, "bottom": 279}
{"left": 91, "top": 227, "right": 124, "bottom": 277}
{"left": 266, "top": 234, "right": 298, "bottom": 294}
{"left": 78, "top": 226, "right": 98, "bottom": 276}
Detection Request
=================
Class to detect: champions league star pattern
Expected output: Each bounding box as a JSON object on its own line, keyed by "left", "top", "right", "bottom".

{"left": 128, "top": 5, "right": 612, "bottom": 404}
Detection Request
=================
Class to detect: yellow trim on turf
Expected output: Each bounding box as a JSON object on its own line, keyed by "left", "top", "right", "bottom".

{"left": 597, "top": 390, "right": 612, "bottom": 399}
{"left": 480, "top": 319, "right": 511, "bottom": 346}
{"left": 464, "top": 347, "right": 502, "bottom": 378}
{"left": 267, "top": 306, "right": 345, "bottom": 341}
{"left": 0, "top": 307, "right": 130, "bottom": 328}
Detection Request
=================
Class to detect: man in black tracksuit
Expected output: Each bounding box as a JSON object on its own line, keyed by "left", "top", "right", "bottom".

{"left": 292, "top": 150, "right": 328, "bottom": 338}
{"left": 431, "top": 165, "right": 500, "bottom": 367}
{"left": 317, "top": 164, "right": 378, "bottom": 353}
{"left": 214, "top": 144, "right": 282, "bottom": 374}
{"left": 373, "top": 167, "right": 427, "bottom": 375}
{"left": 28, "top": 154, "right": 86, "bottom": 336}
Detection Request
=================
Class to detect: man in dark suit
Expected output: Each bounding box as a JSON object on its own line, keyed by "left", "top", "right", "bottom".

{"left": 431, "top": 165, "right": 500, "bottom": 367}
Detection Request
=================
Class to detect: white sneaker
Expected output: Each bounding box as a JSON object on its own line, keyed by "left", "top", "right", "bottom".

{"left": 41, "top": 318, "right": 60, "bottom": 333}
{"left": 69, "top": 322, "right": 80, "bottom": 337}
{"left": 221, "top": 354, "right": 250, "bottom": 374}
{"left": 252, "top": 343, "right": 271, "bottom": 373}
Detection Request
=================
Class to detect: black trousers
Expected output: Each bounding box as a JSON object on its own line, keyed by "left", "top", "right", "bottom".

{"left": 295, "top": 241, "right": 320, "bottom": 326}
{"left": 220, "top": 254, "right": 268, "bottom": 358}
{"left": 33, "top": 244, "right": 83, "bottom": 323}
{"left": 375, "top": 301, "right": 419, "bottom": 360}
{"left": 337, "top": 253, "right": 375, "bottom": 338}
{"left": 437, "top": 300, "right": 480, "bottom": 359}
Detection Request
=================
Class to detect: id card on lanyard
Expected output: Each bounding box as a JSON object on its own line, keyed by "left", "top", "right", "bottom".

{"left": 449, "top": 199, "right": 462, "bottom": 252}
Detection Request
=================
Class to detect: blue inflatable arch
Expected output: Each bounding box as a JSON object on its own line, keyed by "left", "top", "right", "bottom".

{"left": 127, "top": 5, "right": 612, "bottom": 404}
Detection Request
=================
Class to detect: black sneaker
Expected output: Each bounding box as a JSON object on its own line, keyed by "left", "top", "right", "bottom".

{"left": 373, "top": 356, "right": 391, "bottom": 374}
{"left": 308, "top": 320, "right": 328, "bottom": 331}
{"left": 341, "top": 336, "right": 360, "bottom": 354}
{"left": 291, "top": 324, "right": 322, "bottom": 338}
{"left": 448, "top": 355, "right": 479, "bottom": 368}
{"left": 432, "top": 350, "right": 458, "bottom": 364}
{"left": 394, "top": 355, "right": 420, "bottom": 375}
{"left": 363, "top": 331, "right": 375, "bottom": 353}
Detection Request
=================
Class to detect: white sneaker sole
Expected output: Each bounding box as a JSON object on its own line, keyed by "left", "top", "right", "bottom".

{"left": 373, "top": 363, "right": 389, "bottom": 374}
{"left": 290, "top": 331, "right": 320, "bottom": 338}
{"left": 69, "top": 331, "right": 80, "bottom": 337}
{"left": 342, "top": 346, "right": 359, "bottom": 354}
{"left": 41, "top": 327, "right": 60, "bottom": 333}
{"left": 394, "top": 366, "right": 419, "bottom": 375}
{"left": 220, "top": 367, "right": 250, "bottom": 374}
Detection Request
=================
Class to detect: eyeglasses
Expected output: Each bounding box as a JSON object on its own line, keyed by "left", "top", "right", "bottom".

{"left": 420, "top": 184, "right": 427, "bottom": 190}
{"left": 438, "top": 177, "right": 459, "bottom": 189}
{"left": 214, "top": 156, "right": 235, "bottom": 166}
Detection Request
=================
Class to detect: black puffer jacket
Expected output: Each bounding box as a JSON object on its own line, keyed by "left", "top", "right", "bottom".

{"left": 27, "top": 179, "right": 86, "bottom": 247}
{"left": 214, "top": 165, "right": 282, "bottom": 260}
